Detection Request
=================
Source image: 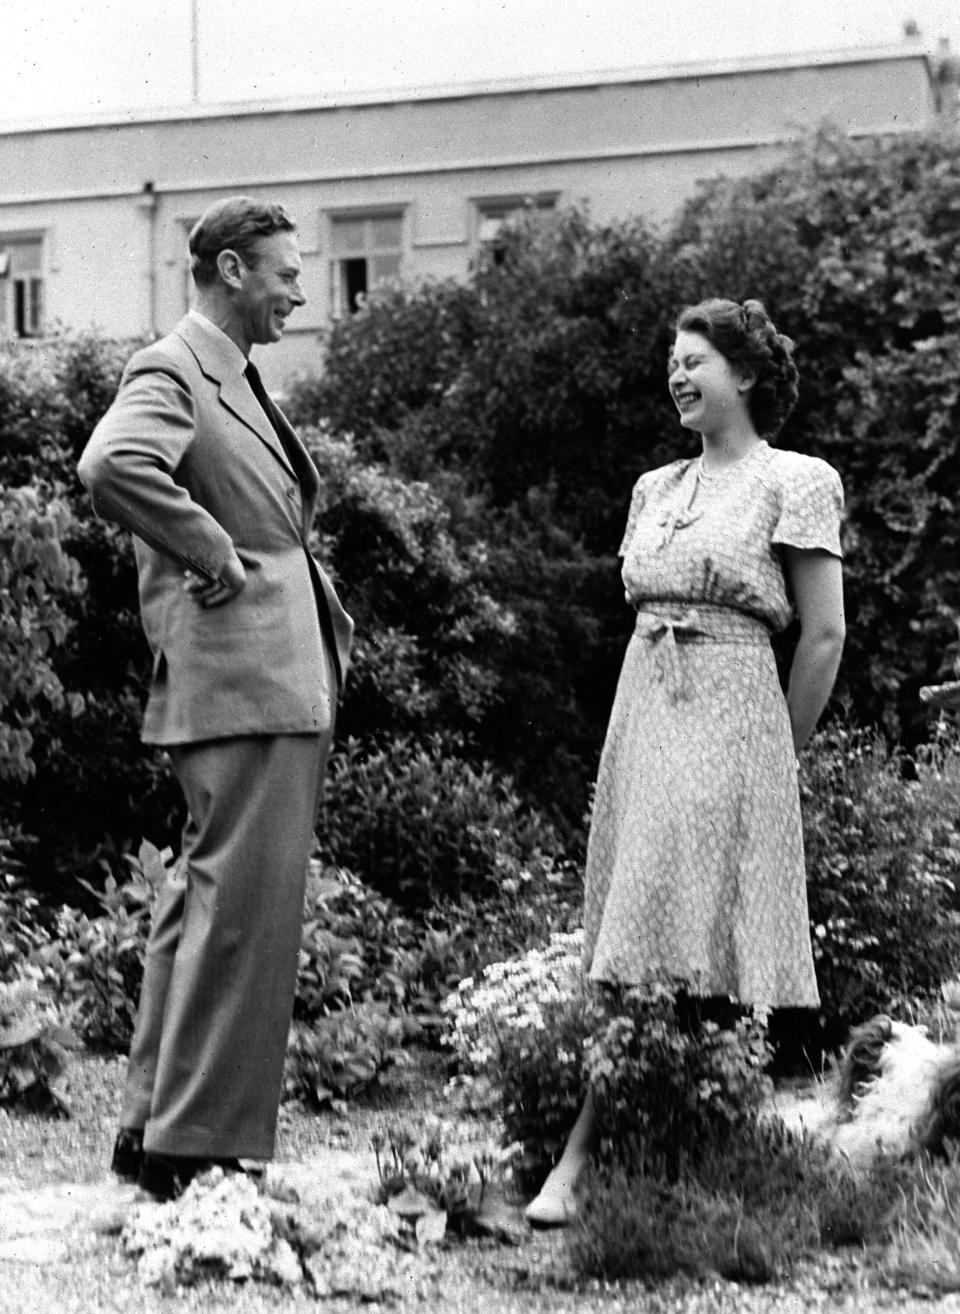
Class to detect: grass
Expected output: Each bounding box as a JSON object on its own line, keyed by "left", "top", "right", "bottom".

{"left": 567, "top": 1120, "right": 901, "bottom": 1288}
{"left": 4, "top": 1053, "right": 960, "bottom": 1313}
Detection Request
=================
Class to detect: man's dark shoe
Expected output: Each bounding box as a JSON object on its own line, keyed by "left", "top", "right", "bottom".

{"left": 110, "top": 1127, "right": 145, "bottom": 1182}
{"left": 137, "top": 1152, "right": 243, "bottom": 1202}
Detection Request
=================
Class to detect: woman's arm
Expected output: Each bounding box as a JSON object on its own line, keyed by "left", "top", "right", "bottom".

{"left": 783, "top": 547, "right": 845, "bottom": 753}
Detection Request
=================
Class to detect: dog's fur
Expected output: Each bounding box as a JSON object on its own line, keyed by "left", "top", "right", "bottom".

{"left": 829, "top": 1018, "right": 945, "bottom": 1164}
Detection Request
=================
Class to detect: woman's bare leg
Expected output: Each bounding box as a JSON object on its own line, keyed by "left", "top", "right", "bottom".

{"left": 524, "top": 1086, "right": 598, "bottom": 1226}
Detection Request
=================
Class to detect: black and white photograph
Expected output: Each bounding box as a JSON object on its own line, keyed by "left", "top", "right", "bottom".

{"left": 2, "top": 3, "right": 960, "bottom": 1310}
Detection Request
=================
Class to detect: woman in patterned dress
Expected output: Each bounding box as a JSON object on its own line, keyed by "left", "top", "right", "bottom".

{"left": 525, "top": 298, "right": 845, "bottom": 1226}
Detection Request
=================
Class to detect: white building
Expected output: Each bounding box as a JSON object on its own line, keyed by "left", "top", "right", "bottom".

{"left": 0, "top": 40, "right": 953, "bottom": 386}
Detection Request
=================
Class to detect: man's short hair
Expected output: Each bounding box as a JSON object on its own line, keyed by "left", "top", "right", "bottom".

{"left": 189, "top": 197, "right": 296, "bottom": 287}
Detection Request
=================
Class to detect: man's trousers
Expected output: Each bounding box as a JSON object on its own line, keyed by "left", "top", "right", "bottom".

{"left": 120, "top": 730, "right": 331, "bottom": 1160}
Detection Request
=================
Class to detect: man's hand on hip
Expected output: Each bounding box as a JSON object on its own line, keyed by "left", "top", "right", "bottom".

{"left": 183, "top": 557, "right": 247, "bottom": 609}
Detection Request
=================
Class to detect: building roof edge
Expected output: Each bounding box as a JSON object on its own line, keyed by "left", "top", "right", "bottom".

{"left": 0, "top": 39, "right": 935, "bottom": 138}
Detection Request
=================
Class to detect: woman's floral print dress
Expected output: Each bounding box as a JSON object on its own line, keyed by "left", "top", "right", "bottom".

{"left": 583, "top": 441, "right": 843, "bottom": 1007}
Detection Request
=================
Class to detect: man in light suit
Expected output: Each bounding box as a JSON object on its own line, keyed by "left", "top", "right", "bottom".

{"left": 78, "top": 196, "right": 353, "bottom": 1201}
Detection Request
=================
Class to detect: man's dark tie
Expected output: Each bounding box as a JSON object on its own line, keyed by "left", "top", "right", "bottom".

{"left": 244, "top": 361, "right": 299, "bottom": 471}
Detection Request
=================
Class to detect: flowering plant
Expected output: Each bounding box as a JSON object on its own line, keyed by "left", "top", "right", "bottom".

{"left": 444, "top": 929, "right": 775, "bottom": 1186}
{"left": 442, "top": 930, "right": 588, "bottom": 1187}
{"left": 585, "top": 983, "right": 773, "bottom": 1176}
{"left": 372, "top": 1115, "right": 523, "bottom": 1245}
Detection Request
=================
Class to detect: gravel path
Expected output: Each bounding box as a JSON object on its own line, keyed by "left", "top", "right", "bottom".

{"left": 2, "top": 1053, "right": 960, "bottom": 1312}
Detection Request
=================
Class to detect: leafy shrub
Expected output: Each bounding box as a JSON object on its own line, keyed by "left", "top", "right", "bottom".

{"left": 0, "top": 842, "right": 50, "bottom": 981}
{"left": 434, "top": 858, "right": 580, "bottom": 989}
{"left": 295, "top": 870, "right": 369, "bottom": 1020}
{"left": 11, "top": 127, "right": 960, "bottom": 892}
{"left": 0, "top": 968, "right": 78, "bottom": 1115}
{"left": 0, "top": 331, "right": 131, "bottom": 488}
{"left": 443, "top": 931, "right": 591, "bottom": 1189}
{"left": 292, "top": 208, "right": 669, "bottom": 545}
{"left": 292, "top": 216, "right": 671, "bottom": 828}
{"left": 288, "top": 130, "right": 960, "bottom": 816}
{"left": 284, "top": 1005, "right": 412, "bottom": 1110}
{"left": 584, "top": 985, "right": 772, "bottom": 1179}
{"left": 445, "top": 931, "right": 777, "bottom": 1192}
{"left": 290, "top": 866, "right": 483, "bottom": 1110}
{"left": 304, "top": 429, "right": 518, "bottom": 741}
{"left": 661, "top": 127, "right": 960, "bottom": 742}
{"left": 829, "top": 334, "right": 960, "bottom": 732}
{"left": 0, "top": 342, "right": 66, "bottom": 485}
{"left": 42, "top": 840, "right": 168, "bottom": 1051}
{"left": 801, "top": 724, "right": 960, "bottom": 1048}
{"left": 285, "top": 279, "right": 479, "bottom": 448}
{"left": 318, "top": 733, "right": 564, "bottom": 906}
{"left": 295, "top": 865, "right": 475, "bottom": 1032}
{"left": 22, "top": 512, "right": 180, "bottom": 894}
{"left": 0, "top": 486, "right": 84, "bottom": 785}
{"left": 0, "top": 330, "right": 177, "bottom": 895}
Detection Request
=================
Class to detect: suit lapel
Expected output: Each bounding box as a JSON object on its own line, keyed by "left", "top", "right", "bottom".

{"left": 270, "top": 403, "right": 319, "bottom": 504}
{"left": 175, "top": 315, "right": 295, "bottom": 478}
{"left": 219, "top": 373, "right": 296, "bottom": 477}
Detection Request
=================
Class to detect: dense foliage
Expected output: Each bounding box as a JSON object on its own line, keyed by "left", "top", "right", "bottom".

{"left": 659, "top": 128, "right": 960, "bottom": 736}
{"left": 443, "top": 931, "right": 774, "bottom": 1190}
{"left": 442, "top": 930, "right": 587, "bottom": 1188}
{"left": 4, "top": 127, "right": 960, "bottom": 1049}
{"left": 568, "top": 1119, "right": 910, "bottom": 1286}
{"left": 801, "top": 723, "right": 960, "bottom": 1049}
{"left": 9, "top": 131, "right": 960, "bottom": 1300}
{"left": 317, "top": 733, "right": 563, "bottom": 906}
{"left": 0, "top": 333, "right": 179, "bottom": 888}
{"left": 289, "top": 212, "right": 671, "bottom": 821}
{"left": 0, "top": 485, "right": 84, "bottom": 783}
{"left": 291, "top": 126, "right": 960, "bottom": 762}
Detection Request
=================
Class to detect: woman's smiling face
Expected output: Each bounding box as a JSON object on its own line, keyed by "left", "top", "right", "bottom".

{"left": 667, "top": 330, "right": 753, "bottom": 437}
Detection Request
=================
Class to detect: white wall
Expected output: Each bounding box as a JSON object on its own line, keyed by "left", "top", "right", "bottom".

{"left": 0, "top": 47, "right": 938, "bottom": 388}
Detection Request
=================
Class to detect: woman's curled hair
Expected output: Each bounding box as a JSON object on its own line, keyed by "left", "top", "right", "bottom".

{"left": 675, "top": 298, "right": 799, "bottom": 438}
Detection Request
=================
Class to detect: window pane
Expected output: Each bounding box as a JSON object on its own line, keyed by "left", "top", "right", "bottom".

{"left": 331, "top": 218, "right": 366, "bottom": 255}
{"left": 371, "top": 254, "right": 401, "bottom": 284}
{"left": 14, "top": 281, "right": 26, "bottom": 337}
{"left": 28, "top": 277, "right": 43, "bottom": 333}
{"left": 341, "top": 257, "right": 368, "bottom": 313}
{"left": 7, "top": 239, "right": 41, "bottom": 275}
{"left": 369, "top": 215, "right": 402, "bottom": 251}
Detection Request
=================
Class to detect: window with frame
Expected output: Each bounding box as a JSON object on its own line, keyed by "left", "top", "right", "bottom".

{"left": 329, "top": 212, "right": 403, "bottom": 316}
{"left": 0, "top": 237, "right": 44, "bottom": 338}
{"left": 475, "top": 194, "right": 558, "bottom": 265}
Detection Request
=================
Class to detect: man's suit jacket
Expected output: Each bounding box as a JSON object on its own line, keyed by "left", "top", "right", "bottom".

{"left": 78, "top": 314, "right": 353, "bottom": 746}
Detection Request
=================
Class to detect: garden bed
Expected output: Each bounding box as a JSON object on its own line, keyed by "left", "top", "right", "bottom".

{"left": 1, "top": 1050, "right": 958, "bottom": 1314}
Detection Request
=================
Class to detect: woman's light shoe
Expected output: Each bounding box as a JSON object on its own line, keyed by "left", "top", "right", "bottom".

{"left": 524, "top": 1182, "right": 578, "bottom": 1228}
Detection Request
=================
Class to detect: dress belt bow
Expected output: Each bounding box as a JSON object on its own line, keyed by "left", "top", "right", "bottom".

{"left": 634, "top": 608, "right": 705, "bottom": 705}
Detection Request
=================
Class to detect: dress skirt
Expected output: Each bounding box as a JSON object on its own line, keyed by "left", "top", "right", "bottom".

{"left": 582, "top": 601, "right": 820, "bottom": 1008}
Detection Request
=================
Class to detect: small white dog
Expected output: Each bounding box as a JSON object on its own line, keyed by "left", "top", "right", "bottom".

{"left": 772, "top": 1011, "right": 960, "bottom": 1167}
{"left": 829, "top": 1015, "right": 952, "bottom": 1164}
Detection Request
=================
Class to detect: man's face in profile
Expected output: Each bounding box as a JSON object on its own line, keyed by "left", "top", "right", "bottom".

{"left": 235, "top": 231, "right": 306, "bottom": 349}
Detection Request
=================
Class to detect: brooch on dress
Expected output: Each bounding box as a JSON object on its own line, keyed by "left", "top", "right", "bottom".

{"left": 654, "top": 507, "right": 702, "bottom": 552}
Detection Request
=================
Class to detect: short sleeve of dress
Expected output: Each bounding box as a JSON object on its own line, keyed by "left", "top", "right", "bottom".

{"left": 618, "top": 474, "right": 650, "bottom": 557}
{"left": 771, "top": 457, "right": 844, "bottom": 558}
